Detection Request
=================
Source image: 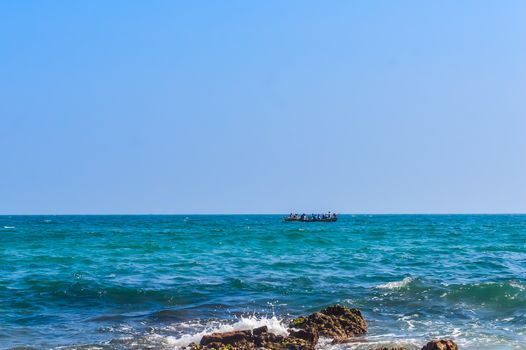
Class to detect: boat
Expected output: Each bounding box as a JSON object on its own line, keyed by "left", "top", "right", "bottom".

{"left": 283, "top": 216, "right": 337, "bottom": 222}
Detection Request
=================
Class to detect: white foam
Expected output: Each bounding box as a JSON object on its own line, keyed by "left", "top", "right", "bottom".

{"left": 376, "top": 277, "right": 414, "bottom": 290}
{"left": 509, "top": 281, "right": 525, "bottom": 291}
{"left": 3, "top": 226, "right": 15, "bottom": 229}
{"left": 166, "top": 315, "right": 289, "bottom": 348}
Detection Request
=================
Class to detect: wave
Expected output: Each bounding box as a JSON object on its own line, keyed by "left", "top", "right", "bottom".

{"left": 372, "top": 278, "right": 526, "bottom": 311}
{"left": 2, "top": 280, "right": 208, "bottom": 308}
{"left": 442, "top": 280, "right": 526, "bottom": 307}
{"left": 376, "top": 277, "right": 414, "bottom": 290}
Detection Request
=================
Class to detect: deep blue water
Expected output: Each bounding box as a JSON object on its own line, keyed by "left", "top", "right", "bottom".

{"left": 0, "top": 215, "right": 525, "bottom": 349}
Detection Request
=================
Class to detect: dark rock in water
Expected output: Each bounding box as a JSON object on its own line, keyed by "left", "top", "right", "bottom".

{"left": 421, "top": 340, "right": 458, "bottom": 350}
{"left": 252, "top": 325, "right": 268, "bottom": 336}
{"left": 288, "top": 328, "right": 319, "bottom": 345}
{"left": 189, "top": 304, "right": 370, "bottom": 349}
{"left": 200, "top": 330, "right": 253, "bottom": 347}
{"left": 192, "top": 324, "right": 317, "bottom": 350}
{"left": 291, "top": 304, "right": 367, "bottom": 342}
{"left": 185, "top": 306, "right": 460, "bottom": 350}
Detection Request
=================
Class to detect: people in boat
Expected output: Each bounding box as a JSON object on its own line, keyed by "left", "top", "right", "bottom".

{"left": 286, "top": 212, "right": 336, "bottom": 221}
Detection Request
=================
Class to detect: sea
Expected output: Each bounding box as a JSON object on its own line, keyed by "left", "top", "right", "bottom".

{"left": 0, "top": 215, "right": 525, "bottom": 350}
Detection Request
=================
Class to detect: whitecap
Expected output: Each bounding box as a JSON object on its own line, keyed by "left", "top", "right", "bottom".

{"left": 376, "top": 277, "right": 414, "bottom": 290}
{"left": 509, "top": 281, "right": 525, "bottom": 291}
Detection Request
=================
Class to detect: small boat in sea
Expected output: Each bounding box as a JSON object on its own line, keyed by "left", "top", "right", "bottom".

{"left": 283, "top": 213, "right": 338, "bottom": 222}
{"left": 283, "top": 217, "right": 337, "bottom": 222}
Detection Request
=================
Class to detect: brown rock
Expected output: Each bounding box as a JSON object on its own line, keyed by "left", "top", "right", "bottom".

{"left": 190, "top": 304, "right": 366, "bottom": 349}
{"left": 291, "top": 304, "right": 367, "bottom": 342}
{"left": 421, "top": 339, "right": 458, "bottom": 350}
{"left": 252, "top": 325, "right": 268, "bottom": 336}
{"left": 200, "top": 330, "right": 252, "bottom": 346}
{"left": 288, "top": 328, "right": 319, "bottom": 345}
{"left": 194, "top": 325, "right": 316, "bottom": 350}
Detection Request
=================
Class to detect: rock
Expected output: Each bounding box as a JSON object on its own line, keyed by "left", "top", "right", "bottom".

{"left": 252, "top": 325, "right": 268, "bottom": 336}
{"left": 288, "top": 329, "right": 319, "bottom": 345}
{"left": 184, "top": 306, "right": 461, "bottom": 350}
{"left": 421, "top": 340, "right": 458, "bottom": 350}
{"left": 193, "top": 325, "right": 317, "bottom": 350}
{"left": 188, "top": 304, "right": 366, "bottom": 349}
{"left": 199, "top": 330, "right": 252, "bottom": 348}
{"left": 291, "top": 304, "right": 367, "bottom": 342}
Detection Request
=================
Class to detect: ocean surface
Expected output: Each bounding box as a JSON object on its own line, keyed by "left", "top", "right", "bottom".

{"left": 0, "top": 215, "right": 525, "bottom": 350}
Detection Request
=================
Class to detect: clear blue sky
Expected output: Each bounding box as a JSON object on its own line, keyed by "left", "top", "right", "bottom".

{"left": 1, "top": 1, "right": 525, "bottom": 214}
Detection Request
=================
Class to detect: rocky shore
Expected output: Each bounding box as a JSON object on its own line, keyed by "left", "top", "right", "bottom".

{"left": 186, "top": 304, "right": 458, "bottom": 350}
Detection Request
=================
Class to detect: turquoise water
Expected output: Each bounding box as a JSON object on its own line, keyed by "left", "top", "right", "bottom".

{"left": 0, "top": 215, "right": 525, "bottom": 349}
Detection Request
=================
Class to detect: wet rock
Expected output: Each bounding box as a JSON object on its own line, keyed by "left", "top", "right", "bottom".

{"left": 288, "top": 329, "right": 319, "bottom": 345}
{"left": 421, "top": 340, "right": 458, "bottom": 350}
{"left": 184, "top": 306, "right": 462, "bottom": 350}
{"left": 252, "top": 325, "right": 268, "bottom": 336}
{"left": 200, "top": 330, "right": 253, "bottom": 347}
{"left": 291, "top": 304, "right": 367, "bottom": 342}
{"left": 192, "top": 325, "right": 317, "bottom": 350}
{"left": 188, "top": 304, "right": 366, "bottom": 349}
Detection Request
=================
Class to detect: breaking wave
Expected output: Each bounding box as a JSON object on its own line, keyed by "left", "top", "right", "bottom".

{"left": 376, "top": 277, "right": 414, "bottom": 289}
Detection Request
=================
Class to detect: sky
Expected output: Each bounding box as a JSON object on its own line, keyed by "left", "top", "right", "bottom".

{"left": 1, "top": 1, "right": 525, "bottom": 214}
